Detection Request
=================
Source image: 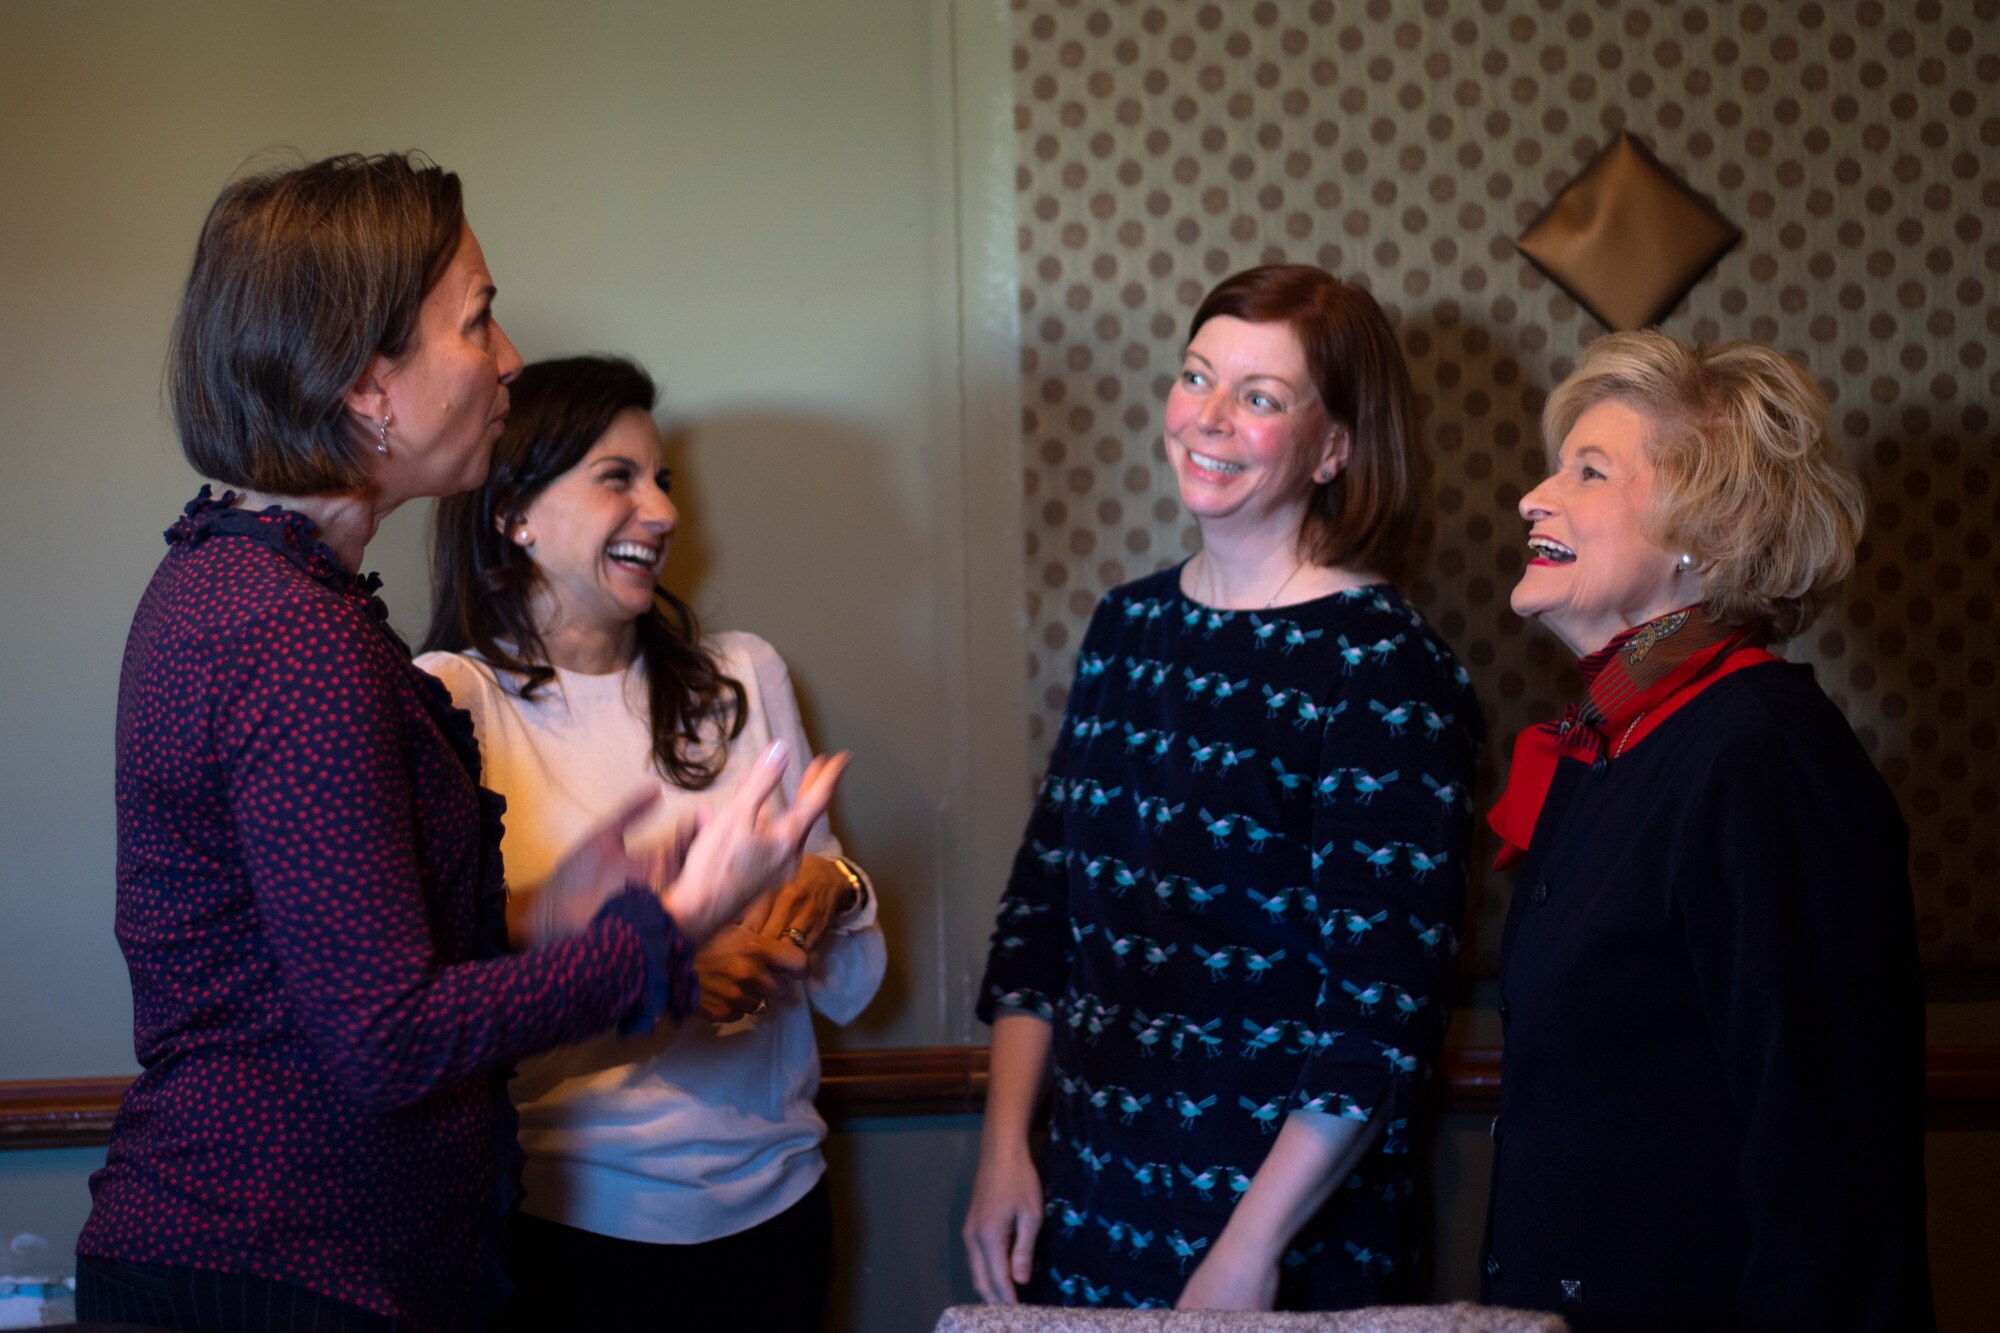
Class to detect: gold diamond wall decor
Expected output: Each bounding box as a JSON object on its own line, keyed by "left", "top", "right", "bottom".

{"left": 1516, "top": 131, "right": 1742, "bottom": 331}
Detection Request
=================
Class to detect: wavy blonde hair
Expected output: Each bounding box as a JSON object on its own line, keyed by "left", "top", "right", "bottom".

{"left": 1542, "top": 331, "right": 1865, "bottom": 642}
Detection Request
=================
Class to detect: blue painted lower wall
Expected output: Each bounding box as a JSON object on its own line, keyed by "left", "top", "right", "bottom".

{"left": 6, "top": 1118, "right": 1996, "bottom": 1331}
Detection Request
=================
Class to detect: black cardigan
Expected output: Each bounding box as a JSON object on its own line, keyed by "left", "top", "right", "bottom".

{"left": 1481, "top": 661, "right": 1933, "bottom": 1332}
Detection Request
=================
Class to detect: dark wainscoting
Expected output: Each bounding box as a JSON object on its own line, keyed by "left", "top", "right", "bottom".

{"left": 4, "top": 1046, "right": 1995, "bottom": 1151}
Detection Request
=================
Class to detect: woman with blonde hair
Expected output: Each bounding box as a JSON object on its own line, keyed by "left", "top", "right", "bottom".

{"left": 1481, "top": 331, "right": 1933, "bottom": 1329}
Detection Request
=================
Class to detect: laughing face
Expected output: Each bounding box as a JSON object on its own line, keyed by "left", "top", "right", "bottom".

{"left": 518, "top": 408, "right": 677, "bottom": 647}
{"left": 1511, "top": 398, "right": 1695, "bottom": 656}
{"left": 1162, "top": 316, "right": 1346, "bottom": 542}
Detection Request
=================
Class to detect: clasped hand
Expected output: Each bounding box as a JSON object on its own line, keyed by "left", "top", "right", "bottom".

{"left": 697, "top": 853, "right": 856, "bottom": 1022}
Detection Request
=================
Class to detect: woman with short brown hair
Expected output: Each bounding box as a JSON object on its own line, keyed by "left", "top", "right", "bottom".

{"left": 76, "top": 153, "right": 840, "bottom": 1332}
{"left": 965, "top": 265, "right": 1479, "bottom": 1312}
{"left": 1186, "top": 262, "right": 1421, "bottom": 574}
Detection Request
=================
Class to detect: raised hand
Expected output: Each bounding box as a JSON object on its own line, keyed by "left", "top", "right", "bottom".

{"left": 510, "top": 788, "right": 661, "bottom": 948}
{"left": 660, "top": 742, "right": 849, "bottom": 947}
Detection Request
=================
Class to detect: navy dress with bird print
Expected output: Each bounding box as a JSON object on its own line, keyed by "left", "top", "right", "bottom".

{"left": 978, "top": 564, "right": 1480, "bottom": 1311}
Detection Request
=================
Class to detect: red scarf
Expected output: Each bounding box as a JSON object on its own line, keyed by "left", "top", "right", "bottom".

{"left": 1487, "top": 607, "right": 1777, "bottom": 869}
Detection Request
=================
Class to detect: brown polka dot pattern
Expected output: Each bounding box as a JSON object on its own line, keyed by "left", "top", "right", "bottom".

{"left": 1010, "top": 0, "right": 2000, "bottom": 969}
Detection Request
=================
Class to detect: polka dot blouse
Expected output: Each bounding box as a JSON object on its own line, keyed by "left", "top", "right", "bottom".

{"left": 78, "top": 491, "right": 694, "bottom": 1332}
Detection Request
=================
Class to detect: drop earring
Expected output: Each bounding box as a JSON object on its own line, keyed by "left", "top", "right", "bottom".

{"left": 376, "top": 412, "right": 391, "bottom": 457}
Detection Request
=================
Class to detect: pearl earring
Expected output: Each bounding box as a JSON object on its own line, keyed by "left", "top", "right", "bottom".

{"left": 514, "top": 527, "right": 534, "bottom": 547}
{"left": 377, "top": 412, "right": 391, "bottom": 457}
{"left": 1676, "top": 552, "right": 1694, "bottom": 573}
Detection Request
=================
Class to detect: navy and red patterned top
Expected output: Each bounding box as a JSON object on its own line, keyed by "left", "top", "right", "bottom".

{"left": 79, "top": 491, "right": 694, "bottom": 1332}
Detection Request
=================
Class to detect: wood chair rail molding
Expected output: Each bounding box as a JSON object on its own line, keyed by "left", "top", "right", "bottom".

{"left": 3, "top": 1046, "right": 1994, "bottom": 1151}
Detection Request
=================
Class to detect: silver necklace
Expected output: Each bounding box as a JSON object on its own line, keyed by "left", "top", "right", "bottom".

{"left": 1262, "top": 561, "right": 1305, "bottom": 608}
{"left": 1205, "top": 556, "right": 1306, "bottom": 609}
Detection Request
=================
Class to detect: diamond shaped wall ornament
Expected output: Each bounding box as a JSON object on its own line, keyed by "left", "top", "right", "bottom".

{"left": 1515, "top": 131, "right": 1742, "bottom": 332}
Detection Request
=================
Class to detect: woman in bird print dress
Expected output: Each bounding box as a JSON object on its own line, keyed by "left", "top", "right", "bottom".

{"left": 964, "top": 265, "right": 1479, "bottom": 1312}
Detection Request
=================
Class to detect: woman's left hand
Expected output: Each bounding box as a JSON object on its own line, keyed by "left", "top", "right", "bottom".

{"left": 1175, "top": 1108, "right": 1376, "bottom": 1310}
{"left": 1175, "top": 1242, "right": 1279, "bottom": 1311}
{"left": 739, "top": 854, "right": 853, "bottom": 953}
{"left": 694, "top": 924, "right": 810, "bottom": 1022}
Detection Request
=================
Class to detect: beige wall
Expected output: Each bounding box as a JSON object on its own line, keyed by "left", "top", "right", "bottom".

{"left": 0, "top": 0, "right": 1019, "bottom": 1323}
{"left": 0, "top": 0, "right": 1025, "bottom": 1070}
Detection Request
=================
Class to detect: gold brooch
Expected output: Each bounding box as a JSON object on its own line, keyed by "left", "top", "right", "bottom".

{"left": 1624, "top": 610, "right": 1689, "bottom": 666}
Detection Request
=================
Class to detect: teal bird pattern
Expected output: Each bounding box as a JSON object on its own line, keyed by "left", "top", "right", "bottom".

{"left": 978, "top": 566, "right": 1479, "bottom": 1310}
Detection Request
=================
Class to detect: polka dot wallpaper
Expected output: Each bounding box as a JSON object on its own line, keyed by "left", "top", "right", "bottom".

{"left": 1008, "top": 0, "right": 1999, "bottom": 969}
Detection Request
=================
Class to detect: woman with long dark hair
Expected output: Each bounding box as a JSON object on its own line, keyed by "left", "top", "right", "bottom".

{"left": 419, "top": 355, "right": 884, "bottom": 1333}
{"left": 76, "top": 154, "right": 839, "bottom": 1333}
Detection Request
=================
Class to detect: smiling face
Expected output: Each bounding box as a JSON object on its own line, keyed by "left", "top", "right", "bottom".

{"left": 1162, "top": 316, "right": 1346, "bottom": 542}
{"left": 372, "top": 223, "right": 522, "bottom": 499}
{"left": 518, "top": 408, "right": 677, "bottom": 647}
{"left": 1511, "top": 398, "right": 1695, "bottom": 656}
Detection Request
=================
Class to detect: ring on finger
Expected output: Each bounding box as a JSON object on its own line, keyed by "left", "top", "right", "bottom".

{"left": 782, "top": 927, "right": 810, "bottom": 950}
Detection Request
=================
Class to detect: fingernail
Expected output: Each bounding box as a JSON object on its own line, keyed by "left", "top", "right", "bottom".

{"left": 762, "top": 739, "right": 790, "bottom": 769}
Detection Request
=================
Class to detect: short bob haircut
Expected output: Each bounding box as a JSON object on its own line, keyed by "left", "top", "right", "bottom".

{"left": 423, "top": 356, "right": 746, "bottom": 790}
{"left": 170, "top": 152, "right": 465, "bottom": 494}
{"left": 1542, "top": 331, "right": 1865, "bottom": 642}
{"left": 1188, "top": 265, "right": 1419, "bottom": 574}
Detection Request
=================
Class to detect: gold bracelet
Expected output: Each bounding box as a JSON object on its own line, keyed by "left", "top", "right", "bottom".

{"left": 829, "top": 855, "right": 866, "bottom": 915}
